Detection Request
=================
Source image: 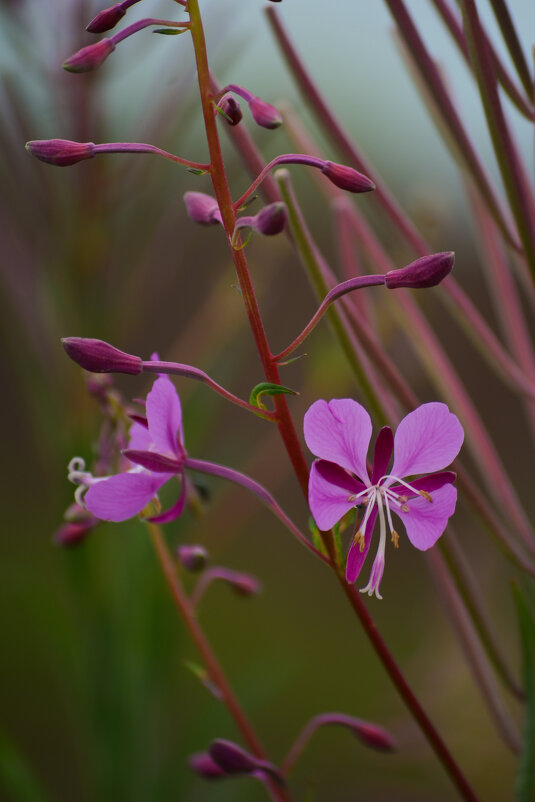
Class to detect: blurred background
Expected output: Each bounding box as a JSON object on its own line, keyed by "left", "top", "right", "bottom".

{"left": 1, "top": 0, "right": 534, "bottom": 800}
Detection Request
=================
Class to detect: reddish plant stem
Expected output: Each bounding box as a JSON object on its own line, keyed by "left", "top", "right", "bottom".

{"left": 148, "top": 522, "right": 291, "bottom": 802}
{"left": 187, "top": 2, "right": 480, "bottom": 800}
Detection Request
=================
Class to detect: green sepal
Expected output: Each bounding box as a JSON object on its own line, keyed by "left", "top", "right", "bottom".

{"left": 249, "top": 381, "right": 298, "bottom": 411}
{"left": 308, "top": 516, "right": 329, "bottom": 559}
{"left": 512, "top": 581, "right": 535, "bottom": 802}
{"left": 152, "top": 28, "right": 187, "bottom": 35}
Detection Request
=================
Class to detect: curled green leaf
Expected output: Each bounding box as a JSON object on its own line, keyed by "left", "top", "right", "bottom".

{"left": 249, "top": 381, "right": 298, "bottom": 410}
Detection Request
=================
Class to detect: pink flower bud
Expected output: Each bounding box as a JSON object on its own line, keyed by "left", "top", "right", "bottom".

{"left": 54, "top": 506, "right": 97, "bottom": 546}
{"left": 62, "top": 337, "right": 143, "bottom": 375}
{"left": 254, "top": 202, "right": 287, "bottom": 235}
{"left": 217, "top": 95, "right": 243, "bottom": 126}
{"left": 188, "top": 752, "right": 225, "bottom": 779}
{"left": 209, "top": 740, "right": 257, "bottom": 774}
{"left": 177, "top": 544, "right": 209, "bottom": 572}
{"left": 229, "top": 573, "right": 262, "bottom": 597}
{"left": 63, "top": 38, "right": 115, "bottom": 73}
{"left": 26, "top": 139, "right": 96, "bottom": 167}
{"left": 321, "top": 161, "right": 375, "bottom": 193}
{"left": 385, "top": 252, "right": 454, "bottom": 289}
{"left": 248, "top": 96, "right": 283, "bottom": 129}
{"left": 86, "top": 5, "right": 126, "bottom": 33}
{"left": 183, "top": 192, "right": 222, "bottom": 226}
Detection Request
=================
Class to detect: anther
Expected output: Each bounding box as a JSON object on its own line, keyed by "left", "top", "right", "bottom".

{"left": 391, "top": 531, "right": 399, "bottom": 548}
{"left": 354, "top": 531, "right": 366, "bottom": 552}
{"left": 419, "top": 490, "right": 433, "bottom": 502}
{"left": 401, "top": 504, "right": 410, "bottom": 512}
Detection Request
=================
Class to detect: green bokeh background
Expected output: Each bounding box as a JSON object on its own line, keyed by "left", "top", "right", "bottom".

{"left": 1, "top": 1, "right": 533, "bottom": 799}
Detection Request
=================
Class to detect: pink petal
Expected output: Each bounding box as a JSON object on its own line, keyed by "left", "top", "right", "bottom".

{"left": 345, "top": 507, "right": 378, "bottom": 583}
{"left": 128, "top": 421, "right": 152, "bottom": 453}
{"left": 393, "top": 484, "right": 457, "bottom": 550}
{"left": 371, "top": 426, "right": 393, "bottom": 483}
{"left": 148, "top": 474, "right": 187, "bottom": 524}
{"left": 85, "top": 470, "right": 169, "bottom": 522}
{"left": 390, "top": 403, "right": 464, "bottom": 480}
{"left": 146, "top": 375, "right": 184, "bottom": 457}
{"left": 390, "top": 471, "right": 456, "bottom": 498}
{"left": 308, "top": 460, "right": 365, "bottom": 531}
{"left": 304, "top": 399, "right": 372, "bottom": 484}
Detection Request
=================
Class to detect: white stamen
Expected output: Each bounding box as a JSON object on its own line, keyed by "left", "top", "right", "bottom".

{"left": 378, "top": 474, "right": 426, "bottom": 496}
{"left": 360, "top": 493, "right": 386, "bottom": 600}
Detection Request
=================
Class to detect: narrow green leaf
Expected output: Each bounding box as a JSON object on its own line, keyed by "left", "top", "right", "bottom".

{"left": 249, "top": 382, "right": 298, "bottom": 410}
{"left": 183, "top": 660, "right": 222, "bottom": 700}
{"left": 186, "top": 167, "right": 208, "bottom": 175}
{"left": 152, "top": 28, "right": 186, "bottom": 35}
{"left": 276, "top": 352, "right": 307, "bottom": 367}
{"left": 511, "top": 582, "right": 535, "bottom": 801}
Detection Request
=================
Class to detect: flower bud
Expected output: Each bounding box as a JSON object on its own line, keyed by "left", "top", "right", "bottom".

{"left": 217, "top": 95, "right": 243, "bottom": 126}
{"left": 209, "top": 740, "right": 257, "bottom": 774}
{"left": 54, "top": 506, "right": 97, "bottom": 546}
{"left": 184, "top": 192, "right": 222, "bottom": 226}
{"left": 321, "top": 161, "right": 375, "bottom": 193}
{"left": 248, "top": 96, "right": 283, "bottom": 129}
{"left": 62, "top": 337, "right": 143, "bottom": 375}
{"left": 63, "top": 38, "right": 115, "bottom": 73}
{"left": 26, "top": 139, "right": 96, "bottom": 167}
{"left": 385, "top": 252, "right": 454, "bottom": 289}
{"left": 177, "top": 544, "right": 209, "bottom": 572}
{"left": 86, "top": 4, "right": 126, "bottom": 33}
{"left": 229, "top": 572, "right": 262, "bottom": 597}
{"left": 188, "top": 752, "right": 225, "bottom": 779}
{"left": 254, "top": 203, "right": 287, "bottom": 235}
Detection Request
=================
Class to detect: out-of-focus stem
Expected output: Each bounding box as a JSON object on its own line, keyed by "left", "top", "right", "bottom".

{"left": 486, "top": 0, "right": 533, "bottom": 97}
{"left": 439, "top": 533, "right": 524, "bottom": 700}
{"left": 147, "top": 522, "right": 291, "bottom": 802}
{"left": 459, "top": 0, "right": 535, "bottom": 282}
{"left": 430, "top": 0, "right": 534, "bottom": 120}
{"left": 275, "top": 170, "right": 387, "bottom": 424}
{"left": 427, "top": 548, "right": 522, "bottom": 753}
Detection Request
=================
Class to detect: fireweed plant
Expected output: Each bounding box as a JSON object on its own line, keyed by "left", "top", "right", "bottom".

{"left": 25, "top": 0, "right": 535, "bottom": 800}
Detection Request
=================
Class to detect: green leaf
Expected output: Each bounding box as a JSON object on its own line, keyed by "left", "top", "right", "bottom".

{"left": 186, "top": 167, "right": 208, "bottom": 175}
{"left": 512, "top": 582, "right": 535, "bottom": 802}
{"left": 308, "top": 516, "right": 329, "bottom": 559}
{"left": 183, "top": 660, "right": 222, "bottom": 700}
{"left": 249, "top": 382, "right": 298, "bottom": 411}
{"left": 276, "top": 352, "right": 307, "bottom": 367}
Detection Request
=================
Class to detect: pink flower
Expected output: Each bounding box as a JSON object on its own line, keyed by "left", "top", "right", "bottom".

{"left": 70, "top": 373, "right": 187, "bottom": 524}
{"left": 304, "top": 400, "right": 464, "bottom": 598}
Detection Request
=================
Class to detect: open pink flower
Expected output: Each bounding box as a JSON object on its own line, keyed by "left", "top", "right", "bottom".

{"left": 69, "top": 373, "right": 187, "bottom": 524}
{"left": 304, "top": 400, "right": 464, "bottom": 598}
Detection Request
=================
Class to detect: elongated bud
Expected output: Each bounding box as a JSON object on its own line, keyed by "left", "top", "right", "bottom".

{"left": 177, "top": 544, "right": 209, "bottom": 572}
{"left": 321, "top": 161, "right": 375, "bottom": 193}
{"left": 63, "top": 38, "right": 115, "bottom": 72}
{"left": 87, "top": 4, "right": 126, "bottom": 33}
{"left": 248, "top": 96, "right": 283, "bottom": 129}
{"left": 228, "top": 571, "right": 262, "bottom": 596}
{"left": 209, "top": 740, "right": 257, "bottom": 774}
{"left": 233, "top": 202, "right": 287, "bottom": 243}
{"left": 62, "top": 337, "right": 142, "bottom": 374}
{"left": 26, "top": 139, "right": 96, "bottom": 167}
{"left": 183, "top": 191, "right": 222, "bottom": 226}
{"left": 217, "top": 95, "right": 243, "bottom": 126}
{"left": 188, "top": 752, "right": 225, "bottom": 779}
{"left": 385, "top": 251, "right": 454, "bottom": 289}
{"left": 55, "top": 505, "right": 97, "bottom": 546}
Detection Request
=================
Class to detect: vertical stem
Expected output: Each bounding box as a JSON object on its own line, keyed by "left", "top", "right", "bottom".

{"left": 186, "top": 3, "right": 481, "bottom": 799}
{"left": 148, "top": 522, "right": 292, "bottom": 802}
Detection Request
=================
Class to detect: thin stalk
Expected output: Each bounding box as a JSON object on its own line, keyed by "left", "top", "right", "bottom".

{"left": 427, "top": 548, "right": 522, "bottom": 753}
{"left": 275, "top": 170, "right": 387, "bottom": 425}
{"left": 147, "top": 522, "right": 291, "bottom": 802}
{"left": 94, "top": 142, "right": 208, "bottom": 170}
{"left": 430, "top": 0, "right": 534, "bottom": 120}
{"left": 188, "top": 4, "right": 482, "bottom": 798}
{"left": 485, "top": 0, "right": 533, "bottom": 97}
{"left": 459, "top": 0, "right": 535, "bottom": 282}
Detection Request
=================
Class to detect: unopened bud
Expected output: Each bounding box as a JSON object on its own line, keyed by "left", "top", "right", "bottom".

{"left": 63, "top": 38, "right": 115, "bottom": 73}
{"left": 385, "top": 252, "right": 454, "bottom": 289}
{"left": 321, "top": 161, "right": 375, "bottom": 193}
{"left": 184, "top": 192, "right": 222, "bottom": 226}
{"left": 177, "top": 544, "right": 209, "bottom": 572}
{"left": 248, "top": 96, "right": 283, "bottom": 129}
{"left": 217, "top": 95, "right": 243, "bottom": 126}
{"left": 209, "top": 740, "right": 258, "bottom": 775}
{"left": 62, "top": 337, "right": 143, "bottom": 375}
{"left": 188, "top": 752, "right": 225, "bottom": 779}
{"left": 26, "top": 139, "right": 95, "bottom": 167}
{"left": 87, "top": 4, "right": 126, "bottom": 33}
{"left": 254, "top": 203, "right": 287, "bottom": 235}
{"left": 54, "top": 506, "right": 98, "bottom": 547}
{"left": 229, "top": 572, "right": 262, "bottom": 597}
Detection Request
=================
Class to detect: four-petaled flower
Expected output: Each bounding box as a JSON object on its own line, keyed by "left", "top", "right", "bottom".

{"left": 69, "top": 373, "right": 187, "bottom": 524}
{"left": 304, "top": 400, "right": 464, "bottom": 598}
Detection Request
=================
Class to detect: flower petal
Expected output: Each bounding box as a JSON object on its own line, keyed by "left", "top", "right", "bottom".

{"left": 146, "top": 375, "right": 184, "bottom": 457}
{"left": 128, "top": 421, "right": 154, "bottom": 453}
{"left": 393, "top": 484, "right": 457, "bottom": 550}
{"left": 85, "top": 470, "right": 169, "bottom": 522}
{"left": 390, "top": 471, "right": 456, "bottom": 498}
{"left": 304, "top": 399, "right": 372, "bottom": 483}
{"left": 371, "top": 426, "right": 394, "bottom": 483}
{"left": 345, "top": 507, "right": 378, "bottom": 583}
{"left": 148, "top": 473, "right": 187, "bottom": 523}
{"left": 390, "top": 403, "right": 464, "bottom": 479}
{"left": 308, "top": 460, "right": 365, "bottom": 531}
